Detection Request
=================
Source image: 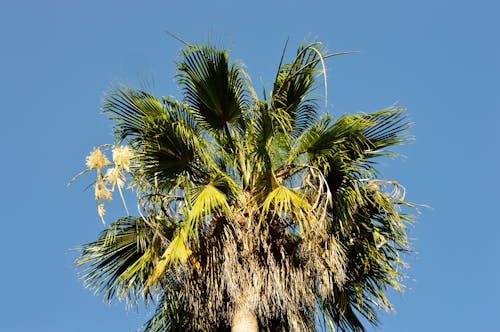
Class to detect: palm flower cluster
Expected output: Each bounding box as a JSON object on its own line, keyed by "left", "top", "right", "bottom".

{"left": 83, "top": 145, "right": 133, "bottom": 222}
{"left": 76, "top": 41, "right": 414, "bottom": 331}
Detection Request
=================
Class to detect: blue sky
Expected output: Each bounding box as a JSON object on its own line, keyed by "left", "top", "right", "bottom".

{"left": 1, "top": 1, "right": 498, "bottom": 331}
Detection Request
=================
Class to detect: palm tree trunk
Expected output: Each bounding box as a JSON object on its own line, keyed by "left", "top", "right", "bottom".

{"left": 231, "top": 307, "right": 258, "bottom": 332}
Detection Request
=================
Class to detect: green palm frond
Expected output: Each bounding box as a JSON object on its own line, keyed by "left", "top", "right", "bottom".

{"left": 261, "top": 185, "right": 309, "bottom": 224}
{"left": 104, "top": 87, "right": 210, "bottom": 191}
{"left": 286, "top": 115, "right": 332, "bottom": 165}
{"left": 308, "top": 107, "right": 408, "bottom": 162}
{"left": 270, "top": 42, "right": 327, "bottom": 137}
{"left": 145, "top": 226, "right": 191, "bottom": 290}
{"left": 247, "top": 101, "right": 274, "bottom": 177}
{"left": 361, "top": 107, "right": 411, "bottom": 156}
{"left": 297, "top": 107, "right": 411, "bottom": 195}
{"left": 76, "top": 216, "right": 169, "bottom": 305}
{"left": 103, "top": 86, "right": 167, "bottom": 142}
{"left": 136, "top": 107, "right": 205, "bottom": 189}
{"left": 307, "top": 114, "right": 373, "bottom": 166}
{"left": 145, "top": 180, "right": 235, "bottom": 288}
{"left": 177, "top": 44, "right": 249, "bottom": 132}
{"left": 325, "top": 180, "right": 412, "bottom": 329}
{"left": 188, "top": 183, "right": 230, "bottom": 220}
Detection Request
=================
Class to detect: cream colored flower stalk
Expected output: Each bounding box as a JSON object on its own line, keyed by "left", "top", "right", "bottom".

{"left": 95, "top": 178, "right": 112, "bottom": 201}
{"left": 86, "top": 148, "right": 110, "bottom": 170}
{"left": 97, "top": 203, "right": 106, "bottom": 225}
{"left": 105, "top": 166, "right": 129, "bottom": 215}
{"left": 95, "top": 178, "right": 112, "bottom": 224}
{"left": 112, "top": 146, "right": 133, "bottom": 172}
{"left": 104, "top": 167, "right": 125, "bottom": 190}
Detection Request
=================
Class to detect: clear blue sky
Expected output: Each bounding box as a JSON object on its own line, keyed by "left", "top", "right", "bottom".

{"left": 1, "top": 1, "right": 498, "bottom": 331}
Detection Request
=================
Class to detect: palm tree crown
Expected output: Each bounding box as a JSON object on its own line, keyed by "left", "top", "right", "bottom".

{"left": 76, "top": 40, "right": 414, "bottom": 332}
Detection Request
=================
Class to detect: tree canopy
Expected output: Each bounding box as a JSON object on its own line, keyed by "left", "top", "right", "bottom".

{"left": 75, "top": 40, "right": 414, "bottom": 331}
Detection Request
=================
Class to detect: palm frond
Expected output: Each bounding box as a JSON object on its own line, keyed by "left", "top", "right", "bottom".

{"left": 103, "top": 86, "right": 167, "bottom": 142}
{"left": 104, "top": 88, "right": 210, "bottom": 191}
{"left": 145, "top": 180, "right": 233, "bottom": 289}
{"left": 325, "top": 180, "right": 412, "bottom": 330}
{"left": 145, "top": 226, "right": 191, "bottom": 290}
{"left": 248, "top": 101, "right": 274, "bottom": 174}
{"left": 76, "top": 216, "right": 165, "bottom": 305}
{"left": 292, "top": 108, "right": 411, "bottom": 199}
{"left": 177, "top": 44, "right": 249, "bottom": 132}
{"left": 270, "top": 42, "right": 327, "bottom": 137}
{"left": 361, "top": 107, "right": 411, "bottom": 156}
{"left": 261, "top": 184, "right": 309, "bottom": 223}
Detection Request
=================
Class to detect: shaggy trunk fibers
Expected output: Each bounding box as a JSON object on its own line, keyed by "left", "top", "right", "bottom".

{"left": 177, "top": 220, "right": 345, "bottom": 331}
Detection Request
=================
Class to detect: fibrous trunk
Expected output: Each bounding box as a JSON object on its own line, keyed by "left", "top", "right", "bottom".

{"left": 231, "top": 307, "right": 258, "bottom": 332}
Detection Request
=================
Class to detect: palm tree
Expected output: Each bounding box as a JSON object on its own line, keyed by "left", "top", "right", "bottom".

{"left": 76, "top": 40, "right": 413, "bottom": 332}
